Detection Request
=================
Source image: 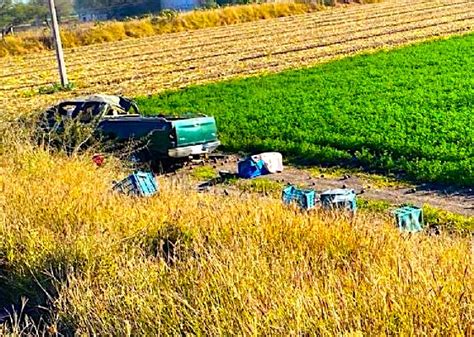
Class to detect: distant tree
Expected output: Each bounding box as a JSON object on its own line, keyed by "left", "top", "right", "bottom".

{"left": 0, "top": 0, "right": 75, "bottom": 28}
{"left": 74, "top": 0, "right": 161, "bottom": 19}
{"left": 0, "top": 0, "right": 13, "bottom": 9}
{"left": 33, "top": 0, "right": 73, "bottom": 18}
{"left": 0, "top": 0, "right": 13, "bottom": 26}
{"left": 0, "top": 1, "right": 49, "bottom": 27}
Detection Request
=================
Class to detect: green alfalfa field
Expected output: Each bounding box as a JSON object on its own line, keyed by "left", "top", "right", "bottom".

{"left": 138, "top": 33, "right": 474, "bottom": 187}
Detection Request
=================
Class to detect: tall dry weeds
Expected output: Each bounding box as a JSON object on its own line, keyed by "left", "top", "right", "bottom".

{"left": 0, "top": 118, "right": 471, "bottom": 335}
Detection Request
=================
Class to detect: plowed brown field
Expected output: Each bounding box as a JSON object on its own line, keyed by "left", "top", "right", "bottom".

{"left": 1, "top": 0, "right": 473, "bottom": 116}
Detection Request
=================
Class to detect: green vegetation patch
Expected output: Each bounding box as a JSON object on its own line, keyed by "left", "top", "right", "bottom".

{"left": 423, "top": 205, "right": 474, "bottom": 233}
{"left": 192, "top": 165, "right": 218, "bottom": 180}
{"left": 357, "top": 198, "right": 392, "bottom": 213}
{"left": 307, "top": 166, "right": 410, "bottom": 188}
{"left": 38, "top": 82, "right": 75, "bottom": 95}
{"left": 138, "top": 34, "right": 474, "bottom": 187}
{"left": 232, "top": 177, "right": 284, "bottom": 196}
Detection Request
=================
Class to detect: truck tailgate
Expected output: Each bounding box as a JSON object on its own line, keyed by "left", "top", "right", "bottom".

{"left": 173, "top": 117, "right": 218, "bottom": 147}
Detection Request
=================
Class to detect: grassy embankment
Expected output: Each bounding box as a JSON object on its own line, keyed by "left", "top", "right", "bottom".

{"left": 0, "top": 1, "right": 383, "bottom": 58}
{"left": 0, "top": 123, "right": 471, "bottom": 335}
{"left": 138, "top": 34, "right": 474, "bottom": 187}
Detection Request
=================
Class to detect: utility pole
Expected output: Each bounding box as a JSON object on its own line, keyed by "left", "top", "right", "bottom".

{"left": 47, "top": 0, "right": 69, "bottom": 87}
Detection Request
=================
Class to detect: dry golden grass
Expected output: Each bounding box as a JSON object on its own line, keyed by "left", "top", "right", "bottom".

{"left": 0, "top": 2, "right": 324, "bottom": 58}
{"left": 0, "top": 121, "right": 472, "bottom": 335}
{"left": 0, "top": 35, "right": 45, "bottom": 57}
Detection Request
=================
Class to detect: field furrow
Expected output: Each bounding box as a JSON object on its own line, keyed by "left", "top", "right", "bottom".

{"left": 1, "top": 0, "right": 470, "bottom": 86}
{"left": 73, "top": 11, "right": 473, "bottom": 91}
{"left": 2, "top": 1, "right": 472, "bottom": 90}
{"left": 1, "top": 0, "right": 472, "bottom": 117}
{"left": 0, "top": 0, "right": 441, "bottom": 67}
{"left": 4, "top": 0, "right": 468, "bottom": 79}
{"left": 1, "top": 0, "right": 467, "bottom": 73}
{"left": 75, "top": 18, "right": 472, "bottom": 95}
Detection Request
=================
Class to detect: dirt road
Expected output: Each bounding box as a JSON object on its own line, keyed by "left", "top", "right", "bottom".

{"left": 180, "top": 155, "right": 473, "bottom": 217}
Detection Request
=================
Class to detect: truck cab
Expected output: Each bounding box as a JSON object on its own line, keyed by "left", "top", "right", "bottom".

{"left": 40, "top": 94, "right": 220, "bottom": 160}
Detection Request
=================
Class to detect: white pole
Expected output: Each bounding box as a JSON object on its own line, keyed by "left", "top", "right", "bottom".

{"left": 47, "top": 0, "right": 69, "bottom": 87}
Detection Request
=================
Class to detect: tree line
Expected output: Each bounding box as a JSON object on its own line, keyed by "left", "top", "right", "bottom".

{"left": 0, "top": 0, "right": 73, "bottom": 27}
{"left": 0, "top": 0, "right": 261, "bottom": 28}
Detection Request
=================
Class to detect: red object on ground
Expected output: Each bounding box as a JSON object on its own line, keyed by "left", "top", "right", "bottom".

{"left": 92, "top": 154, "right": 105, "bottom": 167}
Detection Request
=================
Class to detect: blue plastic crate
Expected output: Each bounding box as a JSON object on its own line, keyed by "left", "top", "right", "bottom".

{"left": 113, "top": 171, "right": 158, "bottom": 197}
{"left": 282, "top": 185, "right": 317, "bottom": 210}
{"left": 321, "top": 189, "right": 357, "bottom": 212}
{"left": 393, "top": 206, "right": 424, "bottom": 232}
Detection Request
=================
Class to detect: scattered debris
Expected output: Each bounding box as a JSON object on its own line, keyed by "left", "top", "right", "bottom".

{"left": 197, "top": 185, "right": 211, "bottom": 193}
{"left": 92, "top": 153, "right": 105, "bottom": 167}
{"left": 281, "top": 186, "right": 359, "bottom": 214}
{"left": 238, "top": 157, "right": 267, "bottom": 179}
{"left": 428, "top": 224, "right": 440, "bottom": 236}
{"left": 251, "top": 152, "right": 283, "bottom": 174}
{"left": 113, "top": 171, "right": 158, "bottom": 197}
{"left": 407, "top": 187, "right": 417, "bottom": 194}
{"left": 238, "top": 152, "right": 283, "bottom": 179}
{"left": 219, "top": 170, "right": 237, "bottom": 180}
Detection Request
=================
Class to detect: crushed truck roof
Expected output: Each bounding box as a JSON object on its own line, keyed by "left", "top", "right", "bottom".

{"left": 61, "top": 94, "right": 130, "bottom": 105}
{"left": 55, "top": 94, "right": 137, "bottom": 112}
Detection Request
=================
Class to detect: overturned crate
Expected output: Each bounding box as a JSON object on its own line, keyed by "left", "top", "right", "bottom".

{"left": 393, "top": 206, "right": 424, "bottom": 232}
{"left": 320, "top": 189, "right": 357, "bottom": 213}
{"left": 282, "top": 185, "right": 317, "bottom": 210}
{"left": 113, "top": 171, "right": 158, "bottom": 197}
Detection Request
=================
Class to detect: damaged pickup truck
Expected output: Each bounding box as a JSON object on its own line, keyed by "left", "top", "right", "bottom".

{"left": 38, "top": 94, "right": 220, "bottom": 162}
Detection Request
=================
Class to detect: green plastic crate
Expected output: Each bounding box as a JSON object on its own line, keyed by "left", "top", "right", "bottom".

{"left": 393, "top": 206, "right": 424, "bottom": 232}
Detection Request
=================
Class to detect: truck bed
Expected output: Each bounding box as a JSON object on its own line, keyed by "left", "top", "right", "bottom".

{"left": 98, "top": 115, "right": 219, "bottom": 158}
